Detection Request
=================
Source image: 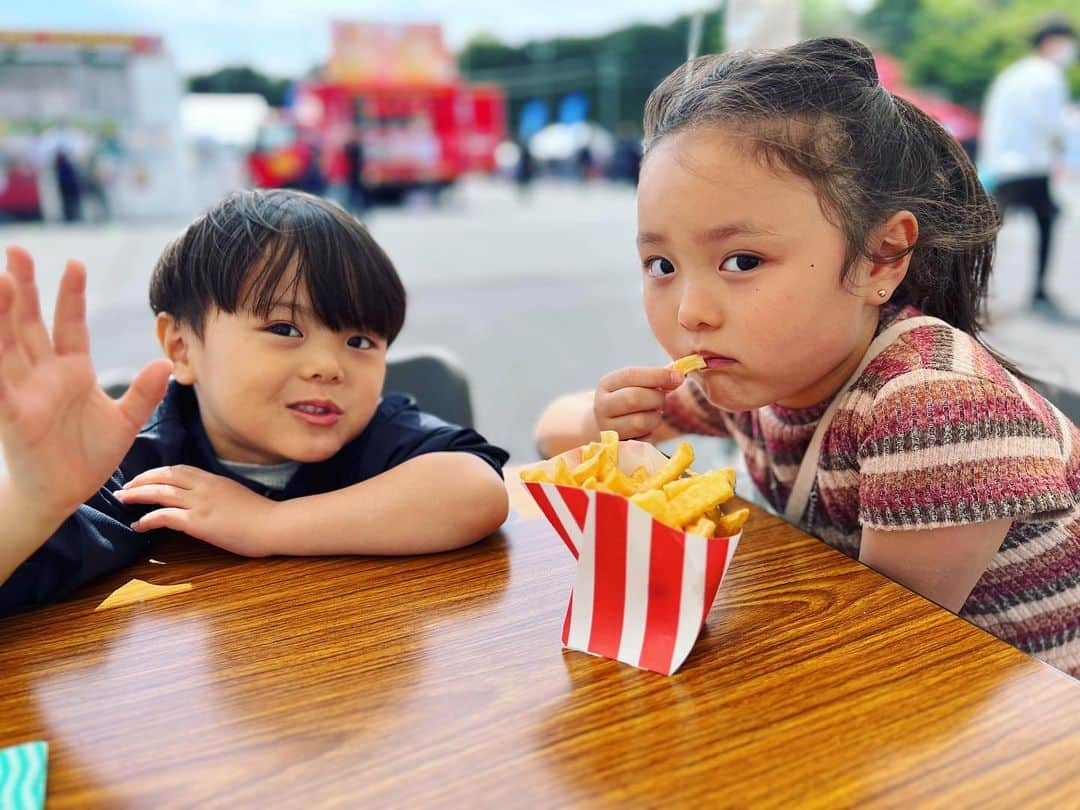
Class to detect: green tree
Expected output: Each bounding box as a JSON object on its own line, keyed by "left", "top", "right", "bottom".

{"left": 459, "top": 12, "right": 724, "bottom": 134}
{"left": 187, "top": 66, "right": 292, "bottom": 107}
{"left": 857, "top": 0, "right": 1079, "bottom": 108}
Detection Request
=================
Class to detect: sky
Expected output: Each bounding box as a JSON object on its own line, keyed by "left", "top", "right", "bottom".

{"left": 3, "top": 0, "right": 721, "bottom": 78}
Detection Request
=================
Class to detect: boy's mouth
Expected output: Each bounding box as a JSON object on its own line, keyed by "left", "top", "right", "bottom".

{"left": 287, "top": 399, "right": 343, "bottom": 426}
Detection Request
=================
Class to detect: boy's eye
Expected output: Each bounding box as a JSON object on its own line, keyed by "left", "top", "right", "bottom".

{"left": 720, "top": 254, "right": 762, "bottom": 273}
{"left": 644, "top": 257, "right": 676, "bottom": 278}
{"left": 268, "top": 323, "right": 302, "bottom": 338}
{"left": 347, "top": 335, "right": 374, "bottom": 350}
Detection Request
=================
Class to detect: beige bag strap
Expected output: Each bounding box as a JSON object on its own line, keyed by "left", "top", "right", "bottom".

{"left": 783, "top": 316, "right": 945, "bottom": 524}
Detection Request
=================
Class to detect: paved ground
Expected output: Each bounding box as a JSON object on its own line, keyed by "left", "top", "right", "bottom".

{"left": 2, "top": 175, "right": 1079, "bottom": 465}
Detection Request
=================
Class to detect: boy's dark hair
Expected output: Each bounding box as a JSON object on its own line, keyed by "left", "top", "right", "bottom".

{"left": 1033, "top": 21, "right": 1076, "bottom": 48}
{"left": 150, "top": 189, "right": 406, "bottom": 342}
{"left": 643, "top": 37, "right": 1011, "bottom": 368}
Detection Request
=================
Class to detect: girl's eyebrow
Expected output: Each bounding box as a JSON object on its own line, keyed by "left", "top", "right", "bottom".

{"left": 637, "top": 222, "right": 779, "bottom": 246}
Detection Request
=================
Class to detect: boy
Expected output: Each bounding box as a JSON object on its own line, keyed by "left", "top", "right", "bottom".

{"left": 0, "top": 190, "right": 509, "bottom": 614}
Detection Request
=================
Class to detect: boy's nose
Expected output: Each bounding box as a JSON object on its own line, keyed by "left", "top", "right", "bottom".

{"left": 302, "top": 352, "right": 344, "bottom": 382}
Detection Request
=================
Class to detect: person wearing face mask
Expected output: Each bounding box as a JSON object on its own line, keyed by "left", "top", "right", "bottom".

{"left": 980, "top": 21, "right": 1077, "bottom": 318}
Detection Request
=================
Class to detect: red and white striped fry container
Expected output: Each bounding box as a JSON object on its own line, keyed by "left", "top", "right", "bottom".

{"left": 523, "top": 441, "right": 741, "bottom": 676}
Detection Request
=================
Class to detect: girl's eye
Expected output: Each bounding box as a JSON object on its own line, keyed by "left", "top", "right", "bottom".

{"left": 720, "top": 254, "right": 762, "bottom": 273}
{"left": 644, "top": 257, "right": 676, "bottom": 278}
{"left": 347, "top": 335, "right": 374, "bottom": 350}
{"left": 268, "top": 323, "right": 302, "bottom": 338}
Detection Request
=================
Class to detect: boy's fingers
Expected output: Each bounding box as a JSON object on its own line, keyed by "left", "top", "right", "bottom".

{"left": 0, "top": 273, "right": 17, "bottom": 349}
{"left": 0, "top": 379, "right": 16, "bottom": 424}
{"left": 52, "top": 260, "right": 90, "bottom": 356}
{"left": 114, "top": 484, "right": 189, "bottom": 508}
{"left": 116, "top": 358, "right": 172, "bottom": 430}
{"left": 0, "top": 277, "right": 30, "bottom": 385}
{"left": 132, "top": 507, "right": 188, "bottom": 534}
{"left": 123, "top": 464, "right": 196, "bottom": 490}
{"left": 6, "top": 247, "right": 52, "bottom": 363}
{"left": 599, "top": 366, "right": 683, "bottom": 393}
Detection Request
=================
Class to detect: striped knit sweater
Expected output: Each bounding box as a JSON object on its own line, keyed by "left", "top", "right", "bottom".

{"left": 662, "top": 305, "right": 1080, "bottom": 678}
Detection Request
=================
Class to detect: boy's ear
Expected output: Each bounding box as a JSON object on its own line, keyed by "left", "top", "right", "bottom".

{"left": 156, "top": 313, "right": 197, "bottom": 385}
{"left": 863, "top": 210, "right": 918, "bottom": 305}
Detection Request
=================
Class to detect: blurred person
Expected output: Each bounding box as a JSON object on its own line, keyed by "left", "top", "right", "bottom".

{"left": 0, "top": 189, "right": 509, "bottom": 615}
{"left": 980, "top": 21, "right": 1077, "bottom": 317}
{"left": 343, "top": 127, "right": 367, "bottom": 215}
{"left": 83, "top": 139, "right": 114, "bottom": 223}
{"left": 54, "top": 148, "right": 81, "bottom": 223}
{"left": 576, "top": 142, "right": 595, "bottom": 181}
{"left": 534, "top": 38, "right": 1080, "bottom": 678}
{"left": 609, "top": 123, "right": 643, "bottom": 184}
{"left": 514, "top": 138, "right": 535, "bottom": 200}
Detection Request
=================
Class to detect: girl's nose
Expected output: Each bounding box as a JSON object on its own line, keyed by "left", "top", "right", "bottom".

{"left": 677, "top": 280, "right": 722, "bottom": 331}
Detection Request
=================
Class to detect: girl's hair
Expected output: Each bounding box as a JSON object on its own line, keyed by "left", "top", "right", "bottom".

{"left": 643, "top": 37, "right": 1005, "bottom": 360}
{"left": 150, "top": 189, "right": 406, "bottom": 342}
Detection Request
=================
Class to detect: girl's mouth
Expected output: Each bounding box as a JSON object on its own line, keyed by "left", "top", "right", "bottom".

{"left": 697, "top": 352, "right": 737, "bottom": 369}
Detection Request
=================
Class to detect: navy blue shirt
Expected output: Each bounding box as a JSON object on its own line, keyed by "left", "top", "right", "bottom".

{"left": 1, "top": 381, "right": 509, "bottom": 615}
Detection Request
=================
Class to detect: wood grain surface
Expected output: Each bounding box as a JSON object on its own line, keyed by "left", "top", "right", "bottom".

{"left": 1, "top": 485, "right": 1077, "bottom": 808}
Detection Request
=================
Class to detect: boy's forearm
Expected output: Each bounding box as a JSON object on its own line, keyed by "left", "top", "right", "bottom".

{"left": 264, "top": 453, "right": 509, "bottom": 556}
{"left": 0, "top": 481, "right": 70, "bottom": 585}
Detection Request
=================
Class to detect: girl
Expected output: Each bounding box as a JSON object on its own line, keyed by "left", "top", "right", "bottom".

{"left": 534, "top": 38, "right": 1079, "bottom": 677}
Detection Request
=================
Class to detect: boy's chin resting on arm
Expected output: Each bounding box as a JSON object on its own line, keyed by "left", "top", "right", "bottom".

{"left": 264, "top": 452, "right": 509, "bottom": 557}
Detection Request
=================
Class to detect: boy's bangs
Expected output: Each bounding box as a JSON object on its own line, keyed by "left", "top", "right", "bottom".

{"left": 241, "top": 220, "right": 403, "bottom": 341}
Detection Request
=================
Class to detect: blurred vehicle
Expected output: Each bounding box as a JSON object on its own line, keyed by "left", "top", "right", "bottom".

{"left": 0, "top": 162, "right": 41, "bottom": 221}
{"left": 875, "top": 54, "right": 981, "bottom": 155}
{"left": 0, "top": 29, "right": 189, "bottom": 221}
{"left": 248, "top": 22, "right": 506, "bottom": 202}
{"left": 527, "top": 122, "right": 615, "bottom": 178}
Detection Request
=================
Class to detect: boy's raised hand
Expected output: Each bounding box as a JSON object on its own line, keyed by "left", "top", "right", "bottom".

{"left": 0, "top": 246, "right": 173, "bottom": 522}
{"left": 594, "top": 366, "right": 684, "bottom": 441}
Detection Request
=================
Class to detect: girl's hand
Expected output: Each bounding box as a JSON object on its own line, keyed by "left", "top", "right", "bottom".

{"left": 0, "top": 246, "right": 172, "bottom": 521}
{"left": 593, "top": 366, "right": 684, "bottom": 441}
{"left": 116, "top": 465, "right": 274, "bottom": 558}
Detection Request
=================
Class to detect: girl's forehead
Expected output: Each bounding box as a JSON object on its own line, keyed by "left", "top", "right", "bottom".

{"left": 643, "top": 128, "right": 810, "bottom": 193}
{"left": 640, "top": 136, "right": 818, "bottom": 228}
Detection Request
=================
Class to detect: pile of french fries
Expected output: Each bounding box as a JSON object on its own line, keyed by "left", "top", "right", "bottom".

{"left": 522, "top": 430, "right": 749, "bottom": 538}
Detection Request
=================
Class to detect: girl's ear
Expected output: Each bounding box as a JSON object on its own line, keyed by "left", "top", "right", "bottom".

{"left": 156, "top": 313, "right": 197, "bottom": 385}
{"left": 864, "top": 210, "right": 918, "bottom": 305}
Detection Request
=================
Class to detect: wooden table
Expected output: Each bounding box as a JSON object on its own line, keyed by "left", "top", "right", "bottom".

{"left": 1, "top": 479, "right": 1077, "bottom": 808}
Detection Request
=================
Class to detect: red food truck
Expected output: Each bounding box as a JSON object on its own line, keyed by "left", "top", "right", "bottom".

{"left": 248, "top": 22, "right": 506, "bottom": 200}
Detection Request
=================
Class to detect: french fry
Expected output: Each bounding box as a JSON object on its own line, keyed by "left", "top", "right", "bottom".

{"left": 553, "top": 457, "right": 575, "bottom": 486}
{"left": 600, "top": 467, "right": 638, "bottom": 497}
{"left": 662, "top": 476, "right": 699, "bottom": 499}
{"left": 672, "top": 354, "right": 707, "bottom": 374}
{"left": 520, "top": 467, "right": 551, "bottom": 483}
{"left": 667, "top": 472, "right": 734, "bottom": 528}
{"left": 521, "top": 437, "right": 747, "bottom": 538}
{"left": 595, "top": 430, "right": 620, "bottom": 480}
{"left": 687, "top": 517, "right": 717, "bottom": 537}
{"left": 715, "top": 508, "right": 750, "bottom": 536}
{"left": 571, "top": 451, "right": 604, "bottom": 483}
{"left": 630, "top": 490, "right": 669, "bottom": 524}
{"left": 636, "top": 442, "right": 695, "bottom": 492}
